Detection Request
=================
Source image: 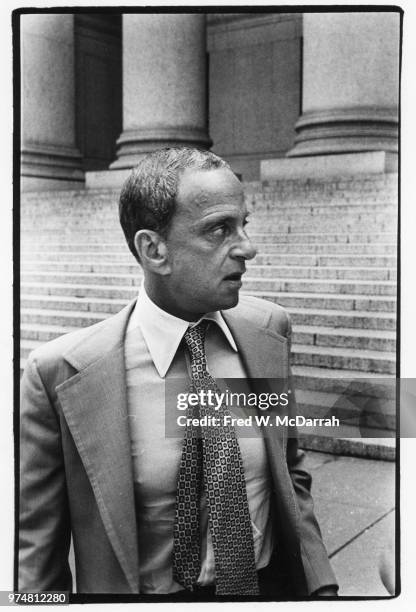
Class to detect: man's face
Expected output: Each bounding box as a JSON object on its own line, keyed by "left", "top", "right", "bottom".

{"left": 162, "top": 167, "right": 256, "bottom": 320}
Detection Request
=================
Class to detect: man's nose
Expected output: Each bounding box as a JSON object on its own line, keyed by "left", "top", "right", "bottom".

{"left": 232, "top": 232, "right": 257, "bottom": 260}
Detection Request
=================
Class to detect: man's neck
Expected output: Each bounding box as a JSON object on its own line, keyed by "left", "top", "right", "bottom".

{"left": 143, "top": 279, "right": 206, "bottom": 323}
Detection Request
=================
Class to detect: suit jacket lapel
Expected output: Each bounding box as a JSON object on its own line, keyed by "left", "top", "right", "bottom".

{"left": 223, "top": 304, "right": 302, "bottom": 545}
{"left": 222, "top": 304, "right": 290, "bottom": 412}
{"left": 223, "top": 305, "right": 290, "bottom": 443}
{"left": 56, "top": 301, "right": 139, "bottom": 593}
{"left": 222, "top": 307, "right": 288, "bottom": 379}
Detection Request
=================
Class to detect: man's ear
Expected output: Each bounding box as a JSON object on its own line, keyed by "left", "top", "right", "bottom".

{"left": 133, "top": 230, "right": 171, "bottom": 275}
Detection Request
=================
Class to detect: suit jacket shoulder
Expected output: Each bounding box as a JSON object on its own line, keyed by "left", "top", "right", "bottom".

{"left": 23, "top": 300, "right": 136, "bottom": 389}
{"left": 224, "top": 294, "right": 291, "bottom": 340}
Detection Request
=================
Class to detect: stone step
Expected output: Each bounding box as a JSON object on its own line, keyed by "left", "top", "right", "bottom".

{"left": 20, "top": 271, "right": 396, "bottom": 296}
{"left": 255, "top": 192, "right": 398, "bottom": 202}
{"left": 22, "top": 173, "right": 397, "bottom": 191}
{"left": 257, "top": 190, "right": 397, "bottom": 199}
{"left": 20, "top": 260, "right": 396, "bottom": 282}
{"left": 21, "top": 204, "right": 397, "bottom": 219}
{"left": 21, "top": 270, "right": 143, "bottom": 287}
{"left": 21, "top": 294, "right": 130, "bottom": 315}
{"left": 20, "top": 282, "right": 139, "bottom": 300}
{"left": 20, "top": 242, "right": 129, "bottom": 253}
{"left": 253, "top": 211, "right": 398, "bottom": 224}
{"left": 21, "top": 205, "right": 397, "bottom": 233}
{"left": 288, "top": 307, "right": 395, "bottom": 331}
{"left": 20, "top": 250, "right": 398, "bottom": 268}
{"left": 21, "top": 326, "right": 395, "bottom": 378}
{"left": 21, "top": 308, "right": 107, "bottom": 329}
{"left": 248, "top": 197, "right": 397, "bottom": 210}
{"left": 292, "top": 366, "right": 396, "bottom": 430}
{"left": 252, "top": 183, "right": 398, "bottom": 196}
{"left": 21, "top": 199, "right": 397, "bottom": 215}
{"left": 255, "top": 254, "right": 396, "bottom": 268}
{"left": 20, "top": 324, "right": 395, "bottom": 375}
{"left": 295, "top": 388, "right": 395, "bottom": 431}
{"left": 22, "top": 191, "right": 397, "bottom": 209}
{"left": 20, "top": 232, "right": 397, "bottom": 249}
{"left": 21, "top": 230, "right": 126, "bottom": 243}
{"left": 298, "top": 436, "right": 395, "bottom": 461}
{"left": 243, "top": 278, "right": 396, "bottom": 296}
{"left": 248, "top": 198, "right": 397, "bottom": 209}
{"left": 293, "top": 325, "right": 395, "bottom": 352}
{"left": 21, "top": 209, "right": 397, "bottom": 232}
{"left": 20, "top": 324, "right": 79, "bottom": 345}
{"left": 291, "top": 344, "right": 395, "bottom": 374}
{"left": 20, "top": 309, "right": 395, "bottom": 354}
{"left": 20, "top": 340, "right": 39, "bottom": 359}
{"left": 20, "top": 294, "right": 397, "bottom": 331}
{"left": 247, "top": 174, "right": 397, "bottom": 188}
{"left": 246, "top": 291, "right": 396, "bottom": 313}
{"left": 23, "top": 188, "right": 397, "bottom": 201}
{"left": 22, "top": 183, "right": 397, "bottom": 200}
{"left": 292, "top": 364, "right": 390, "bottom": 388}
{"left": 256, "top": 243, "right": 397, "bottom": 255}
{"left": 21, "top": 236, "right": 397, "bottom": 254}
{"left": 21, "top": 284, "right": 397, "bottom": 313}
{"left": 313, "top": 255, "right": 397, "bottom": 267}
{"left": 248, "top": 266, "right": 395, "bottom": 282}
{"left": 20, "top": 337, "right": 394, "bottom": 403}
{"left": 19, "top": 334, "right": 384, "bottom": 386}
{"left": 21, "top": 236, "right": 397, "bottom": 258}
{"left": 21, "top": 216, "right": 397, "bottom": 234}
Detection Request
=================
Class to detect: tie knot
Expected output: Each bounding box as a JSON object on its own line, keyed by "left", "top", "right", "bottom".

{"left": 183, "top": 320, "right": 208, "bottom": 362}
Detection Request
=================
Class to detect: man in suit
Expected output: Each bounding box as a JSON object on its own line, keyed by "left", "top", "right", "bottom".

{"left": 19, "top": 148, "right": 338, "bottom": 599}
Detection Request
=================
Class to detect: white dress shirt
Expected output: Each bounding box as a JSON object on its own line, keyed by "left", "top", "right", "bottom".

{"left": 125, "top": 285, "right": 274, "bottom": 594}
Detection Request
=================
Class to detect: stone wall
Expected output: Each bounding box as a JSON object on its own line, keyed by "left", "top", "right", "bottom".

{"left": 207, "top": 13, "right": 302, "bottom": 180}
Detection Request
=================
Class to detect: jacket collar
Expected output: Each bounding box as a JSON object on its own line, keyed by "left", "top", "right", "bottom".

{"left": 61, "top": 299, "right": 136, "bottom": 372}
{"left": 222, "top": 304, "right": 288, "bottom": 379}
{"left": 56, "top": 299, "right": 139, "bottom": 592}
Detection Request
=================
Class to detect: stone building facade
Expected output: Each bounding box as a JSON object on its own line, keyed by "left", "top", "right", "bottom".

{"left": 20, "top": 10, "right": 400, "bottom": 464}
{"left": 20, "top": 10, "right": 400, "bottom": 189}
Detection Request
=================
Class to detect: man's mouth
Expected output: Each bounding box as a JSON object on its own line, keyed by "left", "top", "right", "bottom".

{"left": 223, "top": 272, "right": 244, "bottom": 282}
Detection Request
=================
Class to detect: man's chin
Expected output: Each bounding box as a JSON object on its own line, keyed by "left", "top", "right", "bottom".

{"left": 216, "top": 290, "right": 240, "bottom": 311}
{"left": 193, "top": 288, "right": 241, "bottom": 315}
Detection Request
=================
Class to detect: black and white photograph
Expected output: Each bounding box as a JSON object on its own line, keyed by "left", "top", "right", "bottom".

{"left": 11, "top": 2, "right": 406, "bottom": 605}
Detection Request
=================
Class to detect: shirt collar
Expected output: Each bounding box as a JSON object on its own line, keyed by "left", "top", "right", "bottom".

{"left": 128, "top": 283, "right": 238, "bottom": 378}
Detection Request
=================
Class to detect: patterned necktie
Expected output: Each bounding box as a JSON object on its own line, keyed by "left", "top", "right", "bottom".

{"left": 172, "top": 320, "right": 259, "bottom": 596}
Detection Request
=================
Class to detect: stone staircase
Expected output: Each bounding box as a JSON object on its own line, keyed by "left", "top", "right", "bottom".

{"left": 20, "top": 173, "right": 398, "bottom": 458}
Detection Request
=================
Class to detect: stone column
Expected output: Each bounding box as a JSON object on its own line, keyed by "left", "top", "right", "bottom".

{"left": 21, "top": 14, "right": 84, "bottom": 190}
{"left": 111, "top": 14, "right": 211, "bottom": 169}
{"left": 288, "top": 12, "right": 399, "bottom": 157}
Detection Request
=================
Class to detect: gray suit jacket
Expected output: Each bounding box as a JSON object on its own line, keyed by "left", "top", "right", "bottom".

{"left": 19, "top": 295, "right": 337, "bottom": 595}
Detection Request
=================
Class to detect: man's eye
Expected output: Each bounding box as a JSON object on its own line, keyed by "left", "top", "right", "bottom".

{"left": 211, "top": 224, "right": 228, "bottom": 236}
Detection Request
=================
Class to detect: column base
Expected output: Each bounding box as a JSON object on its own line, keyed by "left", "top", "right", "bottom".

{"left": 21, "top": 143, "right": 85, "bottom": 191}
{"left": 287, "top": 107, "right": 398, "bottom": 158}
{"left": 85, "top": 168, "right": 131, "bottom": 189}
{"left": 260, "top": 151, "right": 397, "bottom": 181}
{"left": 109, "top": 127, "right": 212, "bottom": 169}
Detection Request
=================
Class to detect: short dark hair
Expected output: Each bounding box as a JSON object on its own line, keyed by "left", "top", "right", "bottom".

{"left": 119, "top": 147, "right": 231, "bottom": 262}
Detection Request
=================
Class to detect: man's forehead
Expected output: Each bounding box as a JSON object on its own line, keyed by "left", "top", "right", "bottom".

{"left": 176, "top": 167, "right": 244, "bottom": 212}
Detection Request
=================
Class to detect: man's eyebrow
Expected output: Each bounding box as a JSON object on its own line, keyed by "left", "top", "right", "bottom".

{"left": 199, "top": 211, "right": 250, "bottom": 225}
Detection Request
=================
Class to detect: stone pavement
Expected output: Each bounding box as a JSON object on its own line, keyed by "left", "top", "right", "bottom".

{"left": 304, "top": 449, "right": 396, "bottom": 596}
